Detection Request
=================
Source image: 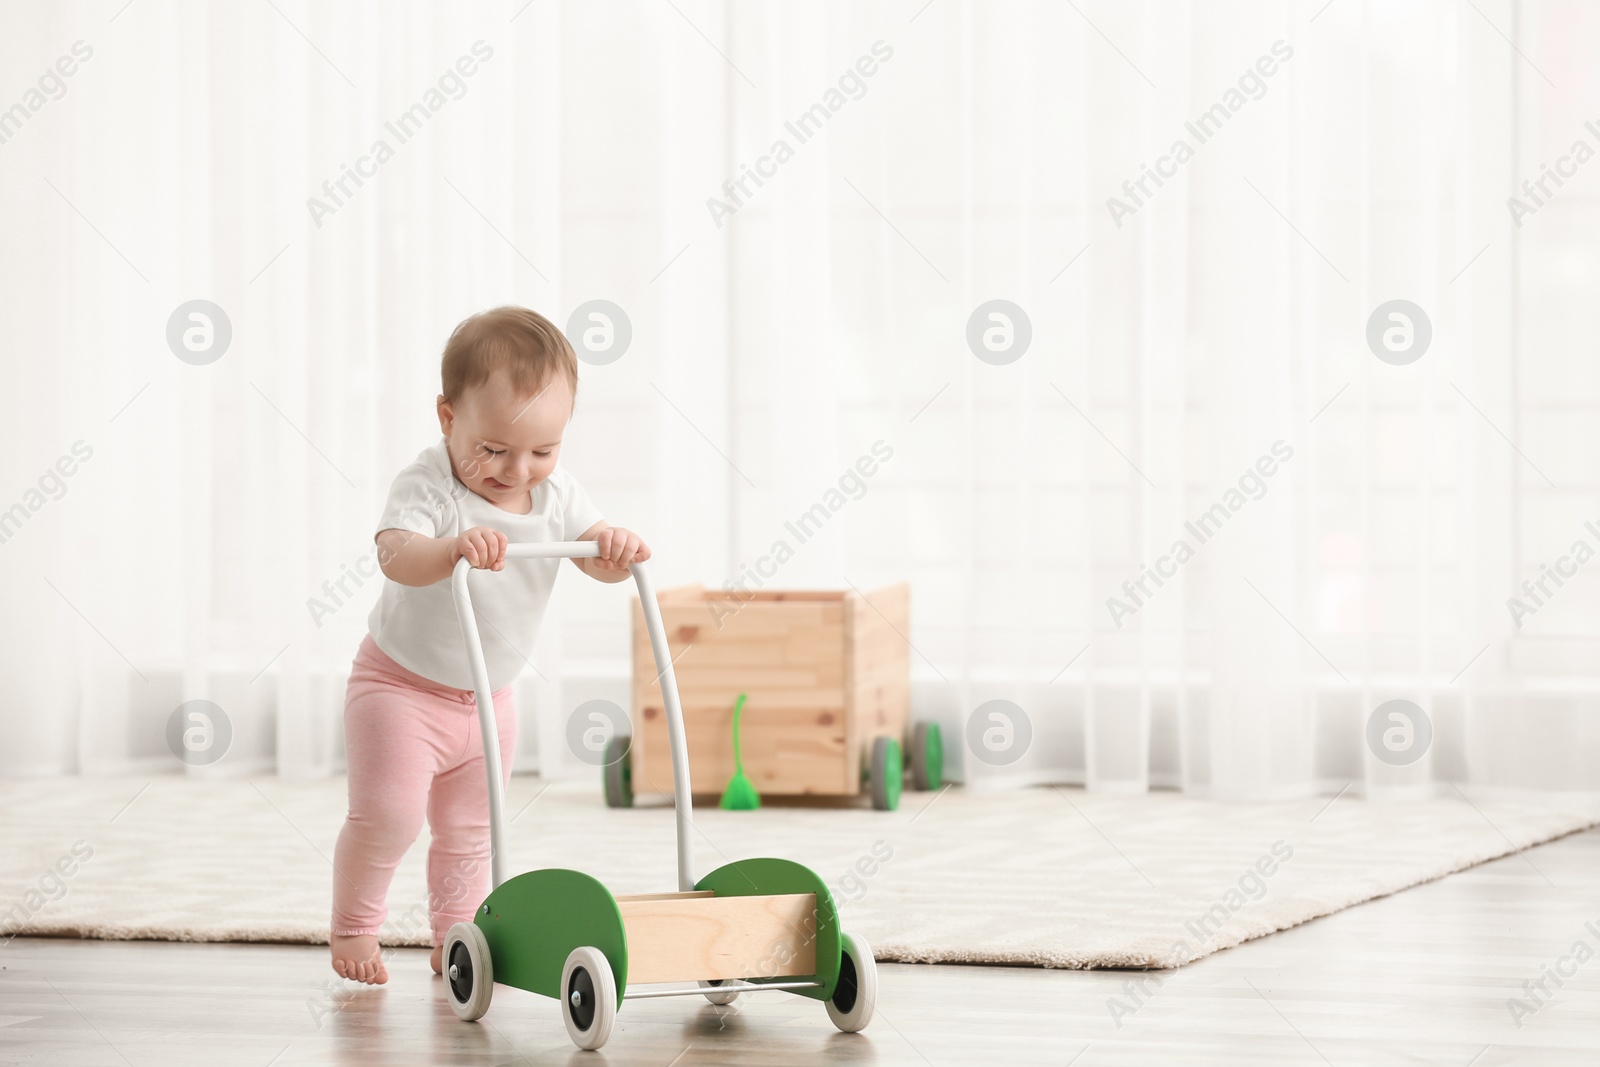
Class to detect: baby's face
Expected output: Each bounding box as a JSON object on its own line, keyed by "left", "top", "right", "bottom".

{"left": 437, "top": 370, "right": 574, "bottom": 507}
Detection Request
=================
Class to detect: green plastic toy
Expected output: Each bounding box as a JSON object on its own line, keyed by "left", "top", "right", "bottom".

{"left": 441, "top": 542, "right": 878, "bottom": 1051}
{"left": 720, "top": 692, "right": 761, "bottom": 810}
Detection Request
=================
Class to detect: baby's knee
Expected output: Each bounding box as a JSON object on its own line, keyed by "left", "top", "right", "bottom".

{"left": 343, "top": 803, "right": 426, "bottom": 851}
{"left": 426, "top": 789, "right": 493, "bottom": 839}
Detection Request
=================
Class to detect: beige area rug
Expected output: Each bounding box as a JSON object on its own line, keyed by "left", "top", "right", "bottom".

{"left": 3, "top": 777, "right": 1597, "bottom": 969}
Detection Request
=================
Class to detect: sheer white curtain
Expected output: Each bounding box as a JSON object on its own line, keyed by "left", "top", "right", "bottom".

{"left": 2, "top": 0, "right": 1596, "bottom": 800}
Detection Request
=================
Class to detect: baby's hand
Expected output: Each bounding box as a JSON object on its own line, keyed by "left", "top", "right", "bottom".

{"left": 452, "top": 526, "right": 508, "bottom": 571}
{"left": 593, "top": 526, "right": 650, "bottom": 571}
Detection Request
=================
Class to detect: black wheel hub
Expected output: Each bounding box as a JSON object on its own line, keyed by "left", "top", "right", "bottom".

{"left": 832, "top": 950, "right": 858, "bottom": 1014}
{"left": 568, "top": 967, "right": 596, "bottom": 1031}
{"left": 448, "top": 940, "right": 474, "bottom": 1003}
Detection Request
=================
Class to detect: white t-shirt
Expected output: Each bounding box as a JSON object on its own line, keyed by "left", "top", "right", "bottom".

{"left": 366, "top": 438, "right": 604, "bottom": 691}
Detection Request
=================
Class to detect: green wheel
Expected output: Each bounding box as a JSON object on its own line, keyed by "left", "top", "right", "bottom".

{"left": 911, "top": 721, "right": 943, "bottom": 791}
{"left": 602, "top": 736, "right": 632, "bottom": 808}
{"left": 869, "top": 736, "right": 902, "bottom": 811}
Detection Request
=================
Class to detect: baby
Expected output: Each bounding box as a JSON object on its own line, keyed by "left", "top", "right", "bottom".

{"left": 330, "top": 306, "right": 649, "bottom": 984}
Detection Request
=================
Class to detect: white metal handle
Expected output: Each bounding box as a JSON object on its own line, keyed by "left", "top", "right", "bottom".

{"left": 449, "top": 541, "right": 696, "bottom": 892}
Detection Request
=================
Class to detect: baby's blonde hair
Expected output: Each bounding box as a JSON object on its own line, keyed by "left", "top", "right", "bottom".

{"left": 440, "top": 306, "right": 578, "bottom": 404}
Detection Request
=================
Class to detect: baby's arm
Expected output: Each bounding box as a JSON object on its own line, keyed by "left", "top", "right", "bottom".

{"left": 571, "top": 521, "right": 651, "bottom": 584}
{"left": 376, "top": 526, "right": 508, "bottom": 587}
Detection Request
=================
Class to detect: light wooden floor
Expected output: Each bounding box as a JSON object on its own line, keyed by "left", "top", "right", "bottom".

{"left": 3, "top": 827, "right": 1597, "bottom": 1066}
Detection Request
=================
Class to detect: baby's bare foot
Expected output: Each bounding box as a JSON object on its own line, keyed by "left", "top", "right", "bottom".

{"left": 331, "top": 933, "right": 388, "bottom": 984}
{"left": 430, "top": 944, "right": 444, "bottom": 975}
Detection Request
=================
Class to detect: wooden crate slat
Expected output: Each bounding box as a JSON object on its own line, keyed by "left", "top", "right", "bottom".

{"left": 667, "top": 668, "right": 843, "bottom": 691}
{"left": 640, "top": 684, "right": 847, "bottom": 711}
{"left": 639, "top": 707, "right": 853, "bottom": 795}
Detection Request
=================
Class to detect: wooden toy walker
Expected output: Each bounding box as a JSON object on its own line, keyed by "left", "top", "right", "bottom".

{"left": 442, "top": 541, "right": 878, "bottom": 1050}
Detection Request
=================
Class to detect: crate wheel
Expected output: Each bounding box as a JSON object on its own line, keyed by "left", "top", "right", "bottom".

{"left": 560, "top": 945, "right": 617, "bottom": 1050}
{"left": 825, "top": 931, "right": 878, "bottom": 1032}
{"left": 699, "top": 978, "right": 741, "bottom": 1005}
{"left": 910, "top": 721, "right": 943, "bottom": 790}
{"left": 869, "top": 736, "right": 902, "bottom": 811}
{"left": 602, "top": 736, "right": 633, "bottom": 808}
{"left": 443, "top": 921, "right": 493, "bottom": 1021}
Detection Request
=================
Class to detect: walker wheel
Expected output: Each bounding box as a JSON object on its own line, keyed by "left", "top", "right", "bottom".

{"left": 442, "top": 921, "right": 493, "bottom": 1021}
{"left": 911, "top": 721, "right": 943, "bottom": 790}
{"left": 825, "top": 931, "right": 878, "bottom": 1032}
{"left": 561, "top": 945, "right": 618, "bottom": 1050}
{"left": 602, "top": 736, "right": 633, "bottom": 808}
{"left": 699, "top": 978, "right": 741, "bottom": 1005}
{"left": 869, "top": 736, "right": 902, "bottom": 810}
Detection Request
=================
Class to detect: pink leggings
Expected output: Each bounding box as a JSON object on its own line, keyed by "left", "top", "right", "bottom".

{"left": 331, "top": 634, "right": 516, "bottom": 946}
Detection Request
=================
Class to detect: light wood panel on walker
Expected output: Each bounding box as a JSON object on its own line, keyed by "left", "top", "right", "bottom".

{"left": 629, "top": 583, "right": 910, "bottom": 799}
{"left": 612, "top": 890, "right": 817, "bottom": 984}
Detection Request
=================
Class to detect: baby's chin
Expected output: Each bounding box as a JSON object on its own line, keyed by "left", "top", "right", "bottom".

{"left": 475, "top": 475, "right": 545, "bottom": 499}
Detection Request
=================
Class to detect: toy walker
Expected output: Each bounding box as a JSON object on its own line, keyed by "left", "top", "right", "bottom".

{"left": 443, "top": 541, "right": 878, "bottom": 1050}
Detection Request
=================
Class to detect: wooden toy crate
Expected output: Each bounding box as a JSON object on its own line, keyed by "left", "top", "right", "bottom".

{"left": 622, "top": 583, "right": 939, "bottom": 809}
